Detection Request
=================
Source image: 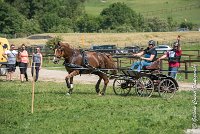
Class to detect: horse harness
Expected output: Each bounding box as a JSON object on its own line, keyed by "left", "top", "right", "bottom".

{"left": 63, "top": 50, "right": 106, "bottom": 75}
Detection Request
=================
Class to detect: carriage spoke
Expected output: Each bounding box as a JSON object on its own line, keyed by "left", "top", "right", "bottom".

{"left": 135, "top": 76, "right": 154, "bottom": 97}
{"left": 158, "top": 79, "right": 177, "bottom": 99}
{"left": 113, "top": 78, "right": 132, "bottom": 96}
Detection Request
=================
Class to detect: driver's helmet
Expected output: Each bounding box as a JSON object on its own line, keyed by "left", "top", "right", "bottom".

{"left": 148, "top": 40, "right": 156, "bottom": 46}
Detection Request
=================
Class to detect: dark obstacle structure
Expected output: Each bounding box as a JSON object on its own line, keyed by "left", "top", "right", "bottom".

{"left": 53, "top": 42, "right": 117, "bottom": 95}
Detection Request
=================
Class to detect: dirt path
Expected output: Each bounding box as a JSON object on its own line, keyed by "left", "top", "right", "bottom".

{"left": 2, "top": 68, "right": 199, "bottom": 90}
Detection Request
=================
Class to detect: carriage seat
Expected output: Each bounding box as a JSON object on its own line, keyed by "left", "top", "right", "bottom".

{"left": 143, "top": 60, "right": 160, "bottom": 71}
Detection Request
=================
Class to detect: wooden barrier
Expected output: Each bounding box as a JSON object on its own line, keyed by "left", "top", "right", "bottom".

{"left": 112, "top": 54, "right": 200, "bottom": 79}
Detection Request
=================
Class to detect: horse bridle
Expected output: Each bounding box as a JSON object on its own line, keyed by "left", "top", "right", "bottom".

{"left": 55, "top": 46, "right": 64, "bottom": 58}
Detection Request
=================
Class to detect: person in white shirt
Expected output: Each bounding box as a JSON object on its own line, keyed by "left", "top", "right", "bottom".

{"left": 2, "top": 44, "right": 18, "bottom": 81}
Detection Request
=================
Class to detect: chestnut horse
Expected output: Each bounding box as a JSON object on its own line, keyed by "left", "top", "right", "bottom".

{"left": 53, "top": 42, "right": 117, "bottom": 95}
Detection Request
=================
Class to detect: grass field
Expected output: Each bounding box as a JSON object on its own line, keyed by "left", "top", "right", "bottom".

{"left": 0, "top": 80, "right": 199, "bottom": 133}
{"left": 84, "top": 0, "right": 200, "bottom": 26}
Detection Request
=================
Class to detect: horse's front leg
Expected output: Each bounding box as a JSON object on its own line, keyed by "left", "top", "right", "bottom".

{"left": 65, "top": 70, "right": 79, "bottom": 95}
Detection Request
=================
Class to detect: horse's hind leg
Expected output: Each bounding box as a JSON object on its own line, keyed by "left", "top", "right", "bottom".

{"left": 101, "top": 76, "right": 109, "bottom": 96}
{"left": 98, "top": 73, "right": 109, "bottom": 96}
{"left": 95, "top": 78, "right": 102, "bottom": 94}
{"left": 65, "top": 79, "right": 70, "bottom": 88}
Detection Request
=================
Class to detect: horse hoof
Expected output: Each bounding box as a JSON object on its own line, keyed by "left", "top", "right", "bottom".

{"left": 98, "top": 92, "right": 105, "bottom": 96}
{"left": 66, "top": 92, "right": 71, "bottom": 96}
{"left": 96, "top": 89, "right": 100, "bottom": 94}
{"left": 98, "top": 93, "right": 102, "bottom": 96}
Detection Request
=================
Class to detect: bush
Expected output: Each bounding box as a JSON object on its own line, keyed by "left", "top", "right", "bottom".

{"left": 46, "top": 36, "right": 63, "bottom": 50}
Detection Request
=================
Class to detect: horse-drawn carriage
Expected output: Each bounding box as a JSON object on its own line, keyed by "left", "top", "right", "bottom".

{"left": 112, "top": 60, "right": 179, "bottom": 99}
{"left": 53, "top": 42, "right": 179, "bottom": 99}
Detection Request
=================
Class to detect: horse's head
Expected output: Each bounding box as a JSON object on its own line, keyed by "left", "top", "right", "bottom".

{"left": 53, "top": 42, "right": 64, "bottom": 64}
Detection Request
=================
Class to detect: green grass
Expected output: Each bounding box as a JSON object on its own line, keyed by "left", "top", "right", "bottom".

{"left": 0, "top": 80, "right": 199, "bottom": 133}
{"left": 84, "top": 0, "right": 200, "bottom": 26}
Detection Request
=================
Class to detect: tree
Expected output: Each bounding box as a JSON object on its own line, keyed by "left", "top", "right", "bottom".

{"left": 46, "top": 36, "right": 63, "bottom": 50}
{"left": 57, "top": 0, "right": 86, "bottom": 19}
{"left": 22, "top": 19, "right": 41, "bottom": 35}
{"left": 100, "top": 2, "right": 142, "bottom": 31}
{"left": 39, "top": 13, "right": 61, "bottom": 32}
{"left": 180, "top": 21, "right": 193, "bottom": 30}
{"left": 167, "top": 17, "right": 177, "bottom": 31}
{"left": 75, "top": 14, "right": 100, "bottom": 32}
{"left": 0, "top": 2, "right": 26, "bottom": 34}
{"left": 145, "top": 17, "right": 169, "bottom": 32}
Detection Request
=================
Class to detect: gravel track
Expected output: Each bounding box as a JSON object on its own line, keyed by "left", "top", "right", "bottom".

{"left": 1, "top": 68, "right": 199, "bottom": 90}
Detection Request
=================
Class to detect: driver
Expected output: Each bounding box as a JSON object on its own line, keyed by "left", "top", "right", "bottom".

{"left": 130, "top": 40, "right": 157, "bottom": 71}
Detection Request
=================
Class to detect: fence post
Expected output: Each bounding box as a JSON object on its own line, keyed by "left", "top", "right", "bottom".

{"left": 120, "top": 60, "right": 122, "bottom": 68}
{"left": 48, "top": 55, "right": 50, "bottom": 64}
{"left": 185, "top": 62, "right": 188, "bottom": 79}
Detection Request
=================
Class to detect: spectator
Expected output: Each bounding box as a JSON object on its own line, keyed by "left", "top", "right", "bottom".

{"left": 19, "top": 44, "right": 29, "bottom": 82}
{"left": 31, "top": 47, "right": 43, "bottom": 82}
{"left": 2, "top": 44, "right": 18, "bottom": 81}
{"left": 158, "top": 42, "right": 182, "bottom": 78}
{"left": 130, "top": 40, "right": 157, "bottom": 71}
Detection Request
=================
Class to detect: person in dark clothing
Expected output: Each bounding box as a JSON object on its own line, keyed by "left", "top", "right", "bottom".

{"left": 31, "top": 47, "right": 43, "bottom": 82}
{"left": 130, "top": 40, "right": 157, "bottom": 71}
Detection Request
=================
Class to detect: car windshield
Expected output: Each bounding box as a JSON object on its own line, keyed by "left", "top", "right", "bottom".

{"left": 157, "top": 46, "right": 168, "bottom": 48}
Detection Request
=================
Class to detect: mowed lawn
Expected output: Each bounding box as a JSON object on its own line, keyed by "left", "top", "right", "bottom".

{"left": 0, "top": 80, "right": 199, "bottom": 134}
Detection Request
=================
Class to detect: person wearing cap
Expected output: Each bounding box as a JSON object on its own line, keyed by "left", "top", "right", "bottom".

{"left": 2, "top": 44, "right": 18, "bottom": 81}
{"left": 130, "top": 40, "right": 157, "bottom": 71}
{"left": 157, "top": 42, "right": 182, "bottom": 78}
{"left": 31, "top": 47, "right": 43, "bottom": 82}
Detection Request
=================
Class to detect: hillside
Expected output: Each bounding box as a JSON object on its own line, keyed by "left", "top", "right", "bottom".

{"left": 8, "top": 32, "right": 200, "bottom": 48}
{"left": 84, "top": 0, "right": 200, "bottom": 26}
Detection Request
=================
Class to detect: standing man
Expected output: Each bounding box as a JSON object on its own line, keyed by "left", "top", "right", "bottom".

{"left": 130, "top": 40, "right": 157, "bottom": 71}
{"left": 2, "top": 44, "right": 18, "bottom": 81}
{"left": 158, "top": 42, "right": 182, "bottom": 78}
{"left": 31, "top": 47, "right": 43, "bottom": 82}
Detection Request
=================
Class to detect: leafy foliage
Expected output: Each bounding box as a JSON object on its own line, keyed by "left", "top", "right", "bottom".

{"left": 180, "top": 21, "right": 194, "bottom": 30}
{"left": 46, "top": 36, "right": 63, "bottom": 50}
{"left": 0, "top": 0, "right": 196, "bottom": 35}
{"left": 145, "top": 17, "right": 169, "bottom": 32}
{"left": 100, "top": 2, "right": 142, "bottom": 31}
{"left": 75, "top": 14, "right": 100, "bottom": 32}
{"left": 0, "top": 2, "right": 26, "bottom": 34}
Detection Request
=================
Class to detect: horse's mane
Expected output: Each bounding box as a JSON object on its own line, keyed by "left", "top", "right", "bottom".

{"left": 59, "top": 42, "right": 70, "bottom": 48}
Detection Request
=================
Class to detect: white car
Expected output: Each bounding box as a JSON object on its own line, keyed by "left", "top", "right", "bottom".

{"left": 155, "top": 45, "right": 172, "bottom": 54}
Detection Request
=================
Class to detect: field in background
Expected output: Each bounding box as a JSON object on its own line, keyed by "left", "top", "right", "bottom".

{"left": 0, "top": 81, "right": 199, "bottom": 133}
{"left": 8, "top": 32, "right": 200, "bottom": 48}
{"left": 84, "top": 0, "right": 200, "bottom": 26}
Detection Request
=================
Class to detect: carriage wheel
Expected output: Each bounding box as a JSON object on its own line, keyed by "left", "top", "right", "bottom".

{"left": 113, "top": 78, "right": 132, "bottom": 96}
{"left": 135, "top": 76, "right": 154, "bottom": 97}
{"left": 158, "top": 79, "right": 177, "bottom": 99}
